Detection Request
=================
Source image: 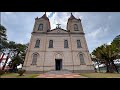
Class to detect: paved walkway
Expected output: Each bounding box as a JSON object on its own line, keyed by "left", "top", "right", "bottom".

{"left": 36, "top": 71, "right": 87, "bottom": 78}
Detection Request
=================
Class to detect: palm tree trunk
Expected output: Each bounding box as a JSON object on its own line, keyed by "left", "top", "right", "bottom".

{"left": 106, "top": 64, "right": 109, "bottom": 73}
{"left": 93, "top": 63, "right": 97, "bottom": 72}
{"left": 2, "top": 53, "right": 9, "bottom": 70}
{"left": 0, "top": 53, "right": 5, "bottom": 63}
{"left": 105, "top": 61, "right": 110, "bottom": 73}
{"left": 97, "top": 61, "right": 100, "bottom": 72}
{"left": 111, "top": 60, "right": 119, "bottom": 73}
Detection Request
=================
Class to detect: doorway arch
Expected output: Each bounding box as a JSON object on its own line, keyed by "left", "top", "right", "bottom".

{"left": 55, "top": 53, "right": 63, "bottom": 71}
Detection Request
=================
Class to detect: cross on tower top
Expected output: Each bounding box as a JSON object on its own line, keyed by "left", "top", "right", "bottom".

{"left": 56, "top": 23, "right": 61, "bottom": 28}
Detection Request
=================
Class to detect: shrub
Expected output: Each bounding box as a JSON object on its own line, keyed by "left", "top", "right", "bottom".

{"left": 17, "top": 69, "right": 26, "bottom": 76}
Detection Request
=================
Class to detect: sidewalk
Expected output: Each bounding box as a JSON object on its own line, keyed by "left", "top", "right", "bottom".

{"left": 36, "top": 71, "right": 87, "bottom": 78}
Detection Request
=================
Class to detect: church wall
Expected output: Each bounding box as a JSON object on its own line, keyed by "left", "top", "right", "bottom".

{"left": 23, "top": 66, "right": 43, "bottom": 71}
{"left": 23, "top": 13, "right": 94, "bottom": 73}
{"left": 72, "top": 51, "right": 92, "bottom": 66}
{"left": 43, "top": 34, "right": 74, "bottom": 71}
{"left": 23, "top": 33, "right": 94, "bottom": 72}
{"left": 34, "top": 19, "right": 49, "bottom": 32}
{"left": 23, "top": 51, "right": 45, "bottom": 71}
{"left": 70, "top": 34, "right": 88, "bottom": 51}
{"left": 24, "top": 52, "right": 34, "bottom": 67}
{"left": 58, "top": 51, "right": 73, "bottom": 71}
{"left": 36, "top": 52, "right": 45, "bottom": 66}
{"left": 45, "top": 35, "right": 71, "bottom": 51}
{"left": 23, "top": 51, "right": 44, "bottom": 66}
{"left": 73, "top": 65, "right": 94, "bottom": 71}
{"left": 44, "top": 52, "right": 55, "bottom": 66}
{"left": 43, "top": 51, "right": 74, "bottom": 71}
{"left": 62, "top": 52, "right": 73, "bottom": 66}
{"left": 29, "top": 34, "right": 46, "bottom": 51}
{"left": 67, "top": 19, "right": 83, "bottom": 33}
{"left": 23, "top": 34, "right": 46, "bottom": 71}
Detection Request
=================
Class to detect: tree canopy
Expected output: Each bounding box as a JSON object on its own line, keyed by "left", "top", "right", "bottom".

{"left": 0, "top": 24, "right": 8, "bottom": 51}
{"left": 91, "top": 35, "right": 120, "bottom": 73}
{"left": 0, "top": 25, "right": 28, "bottom": 72}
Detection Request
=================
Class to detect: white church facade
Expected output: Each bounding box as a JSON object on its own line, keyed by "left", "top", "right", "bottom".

{"left": 23, "top": 13, "right": 94, "bottom": 73}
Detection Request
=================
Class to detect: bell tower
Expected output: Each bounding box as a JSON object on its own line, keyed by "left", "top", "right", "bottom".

{"left": 33, "top": 12, "right": 51, "bottom": 33}
{"left": 67, "top": 13, "right": 84, "bottom": 33}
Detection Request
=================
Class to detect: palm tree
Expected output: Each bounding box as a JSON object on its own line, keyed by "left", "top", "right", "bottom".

{"left": 92, "top": 44, "right": 120, "bottom": 73}
{"left": 0, "top": 24, "right": 7, "bottom": 50}
{"left": 91, "top": 54, "right": 99, "bottom": 72}
{"left": 92, "top": 46, "right": 106, "bottom": 72}
{"left": 0, "top": 24, "right": 7, "bottom": 41}
{"left": 0, "top": 24, "right": 8, "bottom": 66}
{"left": 8, "top": 43, "right": 27, "bottom": 72}
{"left": 111, "top": 35, "right": 120, "bottom": 49}
{"left": 108, "top": 44, "right": 120, "bottom": 73}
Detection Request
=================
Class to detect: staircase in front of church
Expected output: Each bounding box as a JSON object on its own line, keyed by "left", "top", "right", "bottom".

{"left": 36, "top": 70, "right": 87, "bottom": 78}
{"left": 45, "top": 70, "right": 72, "bottom": 75}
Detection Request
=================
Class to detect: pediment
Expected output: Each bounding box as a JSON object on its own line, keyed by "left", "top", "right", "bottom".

{"left": 47, "top": 28, "right": 68, "bottom": 34}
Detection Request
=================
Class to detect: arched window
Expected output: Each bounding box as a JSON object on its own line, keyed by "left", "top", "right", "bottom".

{"left": 74, "top": 24, "right": 78, "bottom": 31}
{"left": 49, "top": 40, "right": 53, "bottom": 48}
{"left": 31, "top": 53, "right": 38, "bottom": 65}
{"left": 38, "top": 24, "right": 43, "bottom": 31}
{"left": 35, "top": 40, "right": 40, "bottom": 48}
{"left": 64, "top": 40, "right": 68, "bottom": 48}
{"left": 77, "top": 40, "right": 82, "bottom": 48}
{"left": 79, "top": 54, "right": 85, "bottom": 64}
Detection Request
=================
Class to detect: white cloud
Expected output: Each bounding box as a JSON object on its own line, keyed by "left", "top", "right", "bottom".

{"left": 87, "top": 27, "right": 102, "bottom": 39}
{"left": 46, "top": 12, "right": 52, "bottom": 17}
{"left": 1, "top": 12, "right": 120, "bottom": 53}
{"left": 49, "top": 12, "right": 70, "bottom": 30}
{"left": 4, "top": 12, "right": 13, "bottom": 14}
{"left": 26, "top": 33, "right": 31, "bottom": 40}
{"left": 107, "top": 41, "right": 111, "bottom": 45}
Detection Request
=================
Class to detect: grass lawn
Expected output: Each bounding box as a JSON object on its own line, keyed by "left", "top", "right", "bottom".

{"left": 1, "top": 72, "right": 120, "bottom": 78}
{"left": 0, "top": 73, "right": 39, "bottom": 78}
{"left": 80, "top": 73, "right": 120, "bottom": 78}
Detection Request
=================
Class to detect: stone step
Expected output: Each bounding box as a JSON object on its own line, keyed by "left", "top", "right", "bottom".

{"left": 45, "top": 70, "right": 72, "bottom": 75}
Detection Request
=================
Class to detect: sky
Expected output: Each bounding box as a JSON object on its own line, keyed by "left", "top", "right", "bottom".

{"left": 1, "top": 12, "right": 120, "bottom": 53}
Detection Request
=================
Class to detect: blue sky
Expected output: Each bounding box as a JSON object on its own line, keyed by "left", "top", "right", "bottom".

{"left": 1, "top": 12, "right": 120, "bottom": 53}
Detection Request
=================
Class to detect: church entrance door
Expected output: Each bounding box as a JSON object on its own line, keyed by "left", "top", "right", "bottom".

{"left": 55, "top": 59, "right": 62, "bottom": 70}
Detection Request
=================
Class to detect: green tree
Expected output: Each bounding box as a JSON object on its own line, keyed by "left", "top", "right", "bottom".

{"left": 8, "top": 43, "right": 27, "bottom": 72}
{"left": 0, "top": 24, "right": 7, "bottom": 41}
{"left": 92, "top": 46, "right": 106, "bottom": 72}
{"left": 111, "top": 35, "right": 120, "bottom": 49}
{"left": 90, "top": 54, "right": 98, "bottom": 72}
{"left": 92, "top": 44, "right": 120, "bottom": 73}
{"left": 0, "top": 25, "right": 28, "bottom": 72}
{"left": 0, "top": 24, "right": 8, "bottom": 51}
{"left": 0, "top": 24, "right": 8, "bottom": 65}
{"left": 8, "top": 41, "right": 16, "bottom": 49}
{"left": 9, "top": 54, "right": 23, "bottom": 72}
